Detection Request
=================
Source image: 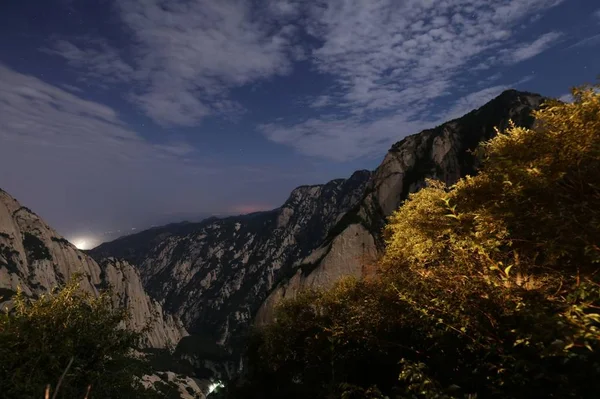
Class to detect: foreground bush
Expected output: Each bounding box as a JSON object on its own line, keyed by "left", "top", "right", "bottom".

{"left": 227, "top": 85, "right": 600, "bottom": 398}
{"left": 0, "top": 277, "right": 160, "bottom": 399}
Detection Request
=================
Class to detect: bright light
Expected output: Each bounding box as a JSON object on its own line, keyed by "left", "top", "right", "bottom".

{"left": 208, "top": 381, "right": 224, "bottom": 395}
{"left": 71, "top": 238, "right": 95, "bottom": 250}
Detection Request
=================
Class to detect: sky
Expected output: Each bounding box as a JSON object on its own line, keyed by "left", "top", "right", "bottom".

{"left": 0, "top": 0, "right": 599, "bottom": 248}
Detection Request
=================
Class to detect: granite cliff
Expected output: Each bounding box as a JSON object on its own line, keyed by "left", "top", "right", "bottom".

{"left": 0, "top": 189, "right": 187, "bottom": 349}
{"left": 257, "top": 89, "right": 545, "bottom": 322}
{"left": 91, "top": 170, "right": 372, "bottom": 353}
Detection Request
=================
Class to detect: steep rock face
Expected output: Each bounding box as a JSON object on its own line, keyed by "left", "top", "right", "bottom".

{"left": 90, "top": 170, "right": 372, "bottom": 347}
{"left": 257, "top": 90, "right": 545, "bottom": 322}
{"left": 255, "top": 223, "right": 378, "bottom": 324}
{"left": 0, "top": 189, "right": 187, "bottom": 349}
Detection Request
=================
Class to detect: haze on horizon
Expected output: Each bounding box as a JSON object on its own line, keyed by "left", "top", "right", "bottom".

{"left": 1, "top": 0, "right": 599, "bottom": 247}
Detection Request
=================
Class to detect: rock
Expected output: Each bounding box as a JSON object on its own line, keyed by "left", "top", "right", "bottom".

{"left": 256, "top": 90, "right": 544, "bottom": 323}
{"left": 0, "top": 190, "right": 187, "bottom": 349}
{"left": 141, "top": 371, "right": 207, "bottom": 399}
{"left": 90, "top": 170, "right": 372, "bottom": 353}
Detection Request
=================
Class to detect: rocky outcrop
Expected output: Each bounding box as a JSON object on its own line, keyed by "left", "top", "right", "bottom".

{"left": 255, "top": 223, "right": 378, "bottom": 324}
{"left": 91, "top": 170, "right": 372, "bottom": 349}
{"left": 0, "top": 189, "right": 187, "bottom": 349}
{"left": 256, "top": 89, "right": 545, "bottom": 322}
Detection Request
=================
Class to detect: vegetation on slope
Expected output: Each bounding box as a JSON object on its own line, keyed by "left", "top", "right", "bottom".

{"left": 222, "top": 85, "right": 600, "bottom": 398}
{"left": 0, "top": 277, "right": 181, "bottom": 399}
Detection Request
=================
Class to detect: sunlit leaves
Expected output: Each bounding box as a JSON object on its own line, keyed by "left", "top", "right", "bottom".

{"left": 232, "top": 85, "right": 600, "bottom": 399}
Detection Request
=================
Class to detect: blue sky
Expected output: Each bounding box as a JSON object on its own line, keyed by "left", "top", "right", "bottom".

{"left": 0, "top": 0, "right": 599, "bottom": 246}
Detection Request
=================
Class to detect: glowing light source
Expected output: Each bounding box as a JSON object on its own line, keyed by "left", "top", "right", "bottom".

{"left": 71, "top": 238, "right": 95, "bottom": 250}
{"left": 208, "top": 381, "right": 224, "bottom": 395}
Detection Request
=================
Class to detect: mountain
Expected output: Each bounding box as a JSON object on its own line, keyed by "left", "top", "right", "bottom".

{"left": 91, "top": 171, "right": 372, "bottom": 351}
{"left": 0, "top": 189, "right": 187, "bottom": 349}
{"left": 89, "top": 89, "right": 545, "bottom": 362}
{"left": 257, "top": 89, "right": 544, "bottom": 322}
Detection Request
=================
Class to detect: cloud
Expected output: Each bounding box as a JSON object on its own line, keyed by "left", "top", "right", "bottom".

{"left": 261, "top": 112, "right": 429, "bottom": 161}
{"left": 261, "top": 0, "right": 563, "bottom": 160}
{"left": 43, "top": 39, "right": 135, "bottom": 84}
{"left": 440, "top": 85, "right": 511, "bottom": 121}
{"left": 261, "top": 80, "right": 530, "bottom": 162}
{"left": 47, "top": 0, "right": 300, "bottom": 126}
{"left": 595, "top": 9, "right": 600, "bottom": 21}
{"left": 566, "top": 33, "right": 600, "bottom": 49}
{"left": 45, "top": 0, "right": 565, "bottom": 160}
{"left": 504, "top": 31, "right": 562, "bottom": 63}
{"left": 0, "top": 63, "right": 311, "bottom": 234}
{"left": 0, "top": 63, "right": 185, "bottom": 162}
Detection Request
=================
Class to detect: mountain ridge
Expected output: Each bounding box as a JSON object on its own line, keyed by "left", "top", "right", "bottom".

{"left": 90, "top": 169, "right": 373, "bottom": 355}
{"left": 0, "top": 189, "right": 188, "bottom": 349}
{"left": 255, "top": 89, "right": 544, "bottom": 323}
{"left": 88, "top": 89, "right": 545, "bottom": 369}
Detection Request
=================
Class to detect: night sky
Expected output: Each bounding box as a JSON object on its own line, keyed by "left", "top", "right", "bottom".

{"left": 1, "top": 0, "right": 599, "bottom": 248}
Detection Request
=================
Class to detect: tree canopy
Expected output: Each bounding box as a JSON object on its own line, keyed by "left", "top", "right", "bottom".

{"left": 225, "top": 85, "right": 600, "bottom": 398}
{"left": 0, "top": 277, "right": 170, "bottom": 399}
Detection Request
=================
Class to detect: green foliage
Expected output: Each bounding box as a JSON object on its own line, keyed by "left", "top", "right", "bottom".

{"left": 0, "top": 276, "right": 160, "bottom": 399}
{"left": 231, "top": 86, "right": 600, "bottom": 398}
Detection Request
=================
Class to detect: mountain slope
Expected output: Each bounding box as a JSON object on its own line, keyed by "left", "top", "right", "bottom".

{"left": 0, "top": 189, "right": 187, "bottom": 349}
{"left": 91, "top": 170, "right": 371, "bottom": 349}
{"left": 90, "top": 89, "right": 545, "bottom": 354}
{"left": 256, "top": 89, "right": 544, "bottom": 322}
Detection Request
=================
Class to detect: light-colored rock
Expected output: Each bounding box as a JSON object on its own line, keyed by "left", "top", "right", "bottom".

{"left": 255, "top": 223, "right": 378, "bottom": 324}
{"left": 91, "top": 170, "right": 372, "bottom": 349}
{"left": 256, "top": 90, "right": 545, "bottom": 325}
{"left": 0, "top": 189, "right": 187, "bottom": 349}
{"left": 141, "top": 372, "right": 207, "bottom": 398}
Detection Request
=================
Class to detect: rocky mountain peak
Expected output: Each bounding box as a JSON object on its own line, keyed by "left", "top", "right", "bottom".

{"left": 0, "top": 190, "right": 187, "bottom": 349}
{"left": 257, "top": 89, "right": 545, "bottom": 324}
{"left": 90, "top": 171, "right": 372, "bottom": 354}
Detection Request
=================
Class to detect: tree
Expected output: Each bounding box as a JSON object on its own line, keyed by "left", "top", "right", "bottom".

{"left": 233, "top": 85, "right": 600, "bottom": 398}
{"left": 0, "top": 276, "right": 159, "bottom": 399}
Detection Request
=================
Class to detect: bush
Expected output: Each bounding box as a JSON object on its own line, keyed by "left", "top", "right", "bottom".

{"left": 0, "top": 276, "right": 160, "bottom": 399}
{"left": 231, "top": 85, "right": 600, "bottom": 398}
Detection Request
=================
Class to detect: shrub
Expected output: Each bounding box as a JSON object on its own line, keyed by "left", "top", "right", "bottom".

{"left": 232, "top": 85, "right": 600, "bottom": 398}
{"left": 0, "top": 276, "right": 159, "bottom": 399}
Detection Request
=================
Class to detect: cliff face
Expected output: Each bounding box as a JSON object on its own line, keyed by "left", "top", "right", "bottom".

{"left": 91, "top": 89, "right": 545, "bottom": 353}
{"left": 256, "top": 89, "right": 545, "bottom": 323}
{"left": 0, "top": 189, "right": 187, "bottom": 349}
{"left": 90, "top": 171, "right": 371, "bottom": 346}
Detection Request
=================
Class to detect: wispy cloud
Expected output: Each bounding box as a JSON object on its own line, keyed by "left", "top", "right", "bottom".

{"left": 0, "top": 63, "right": 307, "bottom": 232}
{"left": 567, "top": 33, "right": 600, "bottom": 49}
{"left": 44, "top": 0, "right": 565, "bottom": 161}
{"left": 504, "top": 31, "right": 562, "bottom": 63}
{"left": 261, "top": 112, "right": 429, "bottom": 161}
{"left": 46, "top": 0, "right": 301, "bottom": 126}
{"left": 43, "top": 39, "right": 135, "bottom": 85}
{"left": 0, "top": 63, "right": 185, "bottom": 162}
{"left": 262, "top": 0, "right": 563, "bottom": 160}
